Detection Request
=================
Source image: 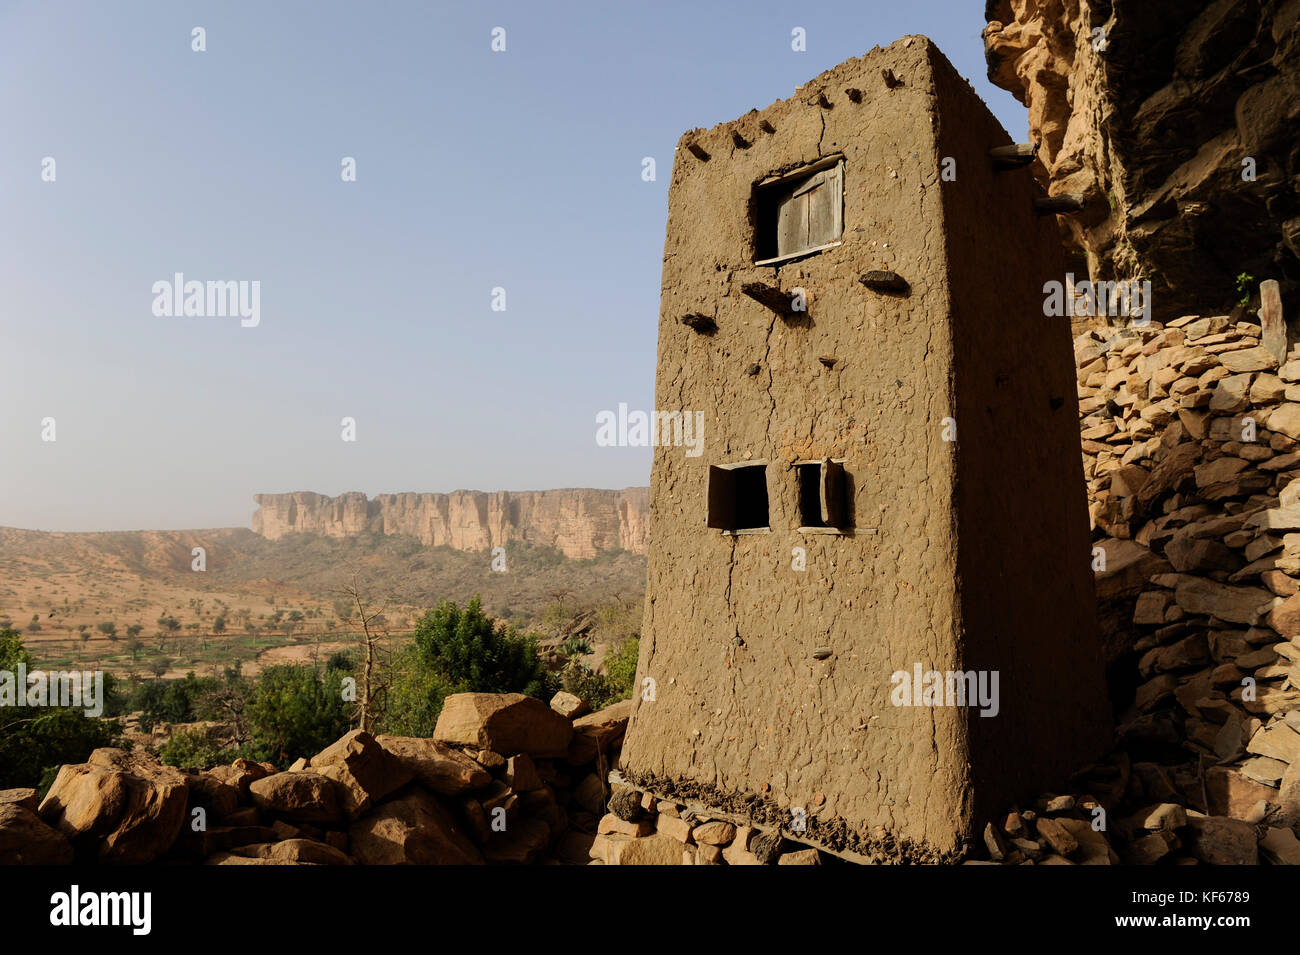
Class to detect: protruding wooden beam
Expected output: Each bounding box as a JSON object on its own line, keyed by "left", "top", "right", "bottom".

{"left": 1035, "top": 193, "right": 1086, "bottom": 214}
{"left": 859, "top": 270, "right": 909, "bottom": 293}
{"left": 989, "top": 142, "right": 1037, "bottom": 169}
{"left": 685, "top": 141, "right": 710, "bottom": 162}
{"left": 681, "top": 313, "right": 716, "bottom": 333}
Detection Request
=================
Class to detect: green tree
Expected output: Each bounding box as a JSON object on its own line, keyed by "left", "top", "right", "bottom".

{"left": 559, "top": 637, "right": 639, "bottom": 711}
{"left": 97, "top": 621, "right": 117, "bottom": 640}
{"left": 244, "top": 664, "right": 351, "bottom": 766}
{"left": 413, "top": 597, "right": 551, "bottom": 699}
{"left": 0, "top": 628, "right": 120, "bottom": 789}
{"left": 158, "top": 728, "right": 249, "bottom": 771}
{"left": 129, "top": 672, "right": 219, "bottom": 731}
{"left": 380, "top": 645, "right": 450, "bottom": 737}
{"left": 603, "top": 637, "right": 640, "bottom": 696}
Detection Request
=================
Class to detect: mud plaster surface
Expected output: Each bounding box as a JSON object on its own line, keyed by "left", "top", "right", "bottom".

{"left": 619, "top": 37, "right": 1110, "bottom": 861}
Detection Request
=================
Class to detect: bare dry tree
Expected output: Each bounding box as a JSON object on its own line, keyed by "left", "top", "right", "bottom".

{"left": 338, "top": 571, "right": 391, "bottom": 733}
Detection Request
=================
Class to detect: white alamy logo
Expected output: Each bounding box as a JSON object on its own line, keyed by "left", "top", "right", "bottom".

{"left": 0, "top": 666, "right": 104, "bottom": 717}
{"left": 596, "top": 403, "right": 704, "bottom": 457}
{"left": 890, "top": 663, "right": 1000, "bottom": 718}
{"left": 152, "top": 273, "right": 260, "bottom": 327}
{"left": 1043, "top": 272, "right": 1151, "bottom": 325}
{"left": 50, "top": 886, "right": 151, "bottom": 935}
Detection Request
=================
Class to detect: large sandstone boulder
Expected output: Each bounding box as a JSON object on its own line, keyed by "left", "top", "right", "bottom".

{"left": 223, "top": 838, "right": 355, "bottom": 865}
{"left": 248, "top": 772, "right": 343, "bottom": 824}
{"left": 482, "top": 816, "right": 553, "bottom": 865}
{"left": 434, "top": 693, "right": 573, "bottom": 758}
{"left": 0, "top": 804, "right": 74, "bottom": 864}
{"left": 204, "top": 758, "right": 272, "bottom": 798}
{"left": 374, "top": 735, "right": 490, "bottom": 795}
{"left": 310, "top": 730, "right": 413, "bottom": 819}
{"left": 185, "top": 773, "right": 239, "bottom": 821}
{"left": 567, "top": 700, "right": 631, "bottom": 765}
{"left": 1187, "top": 815, "right": 1259, "bottom": 865}
{"left": 593, "top": 831, "right": 686, "bottom": 865}
{"left": 348, "top": 787, "right": 483, "bottom": 865}
{"left": 38, "top": 748, "right": 189, "bottom": 864}
{"left": 0, "top": 788, "right": 39, "bottom": 811}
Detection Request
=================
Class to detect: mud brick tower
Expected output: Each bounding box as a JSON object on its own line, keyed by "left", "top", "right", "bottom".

{"left": 617, "top": 36, "right": 1110, "bottom": 863}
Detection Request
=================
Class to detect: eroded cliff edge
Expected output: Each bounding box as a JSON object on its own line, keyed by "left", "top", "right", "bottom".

{"left": 251, "top": 488, "right": 649, "bottom": 558}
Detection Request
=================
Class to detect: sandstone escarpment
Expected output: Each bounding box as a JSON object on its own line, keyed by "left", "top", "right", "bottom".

{"left": 251, "top": 488, "right": 648, "bottom": 559}
{"left": 983, "top": 0, "right": 1300, "bottom": 322}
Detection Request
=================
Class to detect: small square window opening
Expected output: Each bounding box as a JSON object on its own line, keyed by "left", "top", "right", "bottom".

{"left": 797, "top": 459, "right": 849, "bottom": 530}
{"left": 708, "top": 463, "right": 769, "bottom": 532}
{"left": 754, "top": 158, "right": 844, "bottom": 265}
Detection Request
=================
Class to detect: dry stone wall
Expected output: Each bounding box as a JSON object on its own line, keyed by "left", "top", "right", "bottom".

{"left": 970, "top": 312, "right": 1300, "bottom": 865}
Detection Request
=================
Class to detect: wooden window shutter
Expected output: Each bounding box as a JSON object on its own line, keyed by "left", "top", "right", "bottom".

{"left": 806, "top": 162, "right": 843, "bottom": 248}
{"left": 775, "top": 189, "right": 810, "bottom": 258}
{"left": 820, "top": 458, "right": 846, "bottom": 527}
{"left": 707, "top": 465, "right": 736, "bottom": 530}
{"left": 774, "top": 164, "right": 843, "bottom": 257}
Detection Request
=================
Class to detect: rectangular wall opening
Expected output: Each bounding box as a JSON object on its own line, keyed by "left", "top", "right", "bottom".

{"left": 797, "top": 464, "right": 827, "bottom": 527}
{"left": 708, "top": 463, "right": 769, "bottom": 532}
{"left": 754, "top": 157, "right": 844, "bottom": 265}
{"left": 797, "top": 459, "right": 849, "bottom": 531}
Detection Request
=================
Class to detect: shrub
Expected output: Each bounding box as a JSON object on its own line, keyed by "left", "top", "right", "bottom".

{"left": 413, "top": 597, "right": 552, "bottom": 699}
{"left": 158, "top": 728, "right": 249, "bottom": 771}
{"left": 0, "top": 628, "right": 121, "bottom": 789}
{"left": 244, "top": 664, "right": 351, "bottom": 766}
{"left": 379, "top": 645, "right": 452, "bottom": 738}
{"left": 603, "top": 637, "right": 639, "bottom": 698}
{"left": 559, "top": 637, "right": 639, "bottom": 711}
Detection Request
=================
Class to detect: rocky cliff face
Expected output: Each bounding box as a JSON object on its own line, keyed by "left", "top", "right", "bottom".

{"left": 983, "top": 0, "right": 1300, "bottom": 321}
{"left": 251, "top": 488, "right": 649, "bottom": 559}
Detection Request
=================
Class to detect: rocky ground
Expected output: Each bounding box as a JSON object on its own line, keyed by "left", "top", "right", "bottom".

{"left": 0, "top": 692, "right": 632, "bottom": 865}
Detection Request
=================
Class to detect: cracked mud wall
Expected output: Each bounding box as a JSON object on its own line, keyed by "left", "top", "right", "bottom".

{"left": 928, "top": 44, "right": 1112, "bottom": 829}
{"left": 620, "top": 36, "right": 1111, "bottom": 861}
{"left": 621, "top": 38, "right": 972, "bottom": 861}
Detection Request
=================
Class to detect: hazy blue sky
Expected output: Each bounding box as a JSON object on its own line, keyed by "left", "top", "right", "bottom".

{"left": 1, "top": 0, "right": 1026, "bottom": 531}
